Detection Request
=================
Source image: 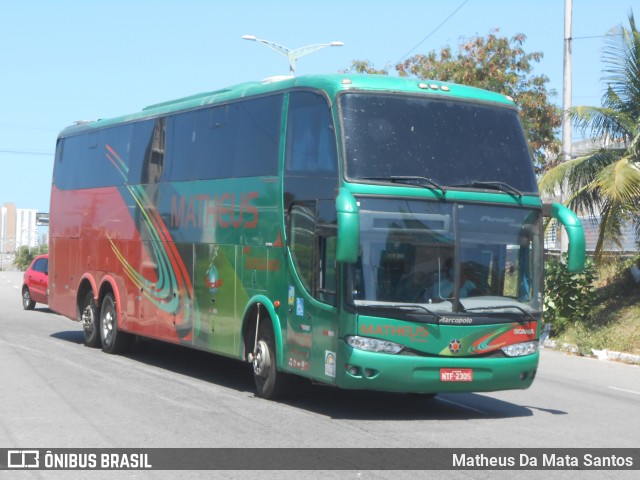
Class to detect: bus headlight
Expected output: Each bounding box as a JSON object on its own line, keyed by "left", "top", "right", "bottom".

{"left": 502, "top": 341, "right": 539, "bottom": 357}
{"left": 346, "top": 336, "right": 404, "bottom": 354}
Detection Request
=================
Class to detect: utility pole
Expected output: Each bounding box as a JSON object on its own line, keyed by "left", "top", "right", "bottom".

{"left": 562, "top": 0, "right": 573, "bottom": 165}
{"left": 559, "top": 0, "right": 573, "bottom": 252}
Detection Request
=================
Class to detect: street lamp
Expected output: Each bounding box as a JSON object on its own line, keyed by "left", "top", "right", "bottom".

{"left": 242, "top": 35, "right": 344, "bottom": 76}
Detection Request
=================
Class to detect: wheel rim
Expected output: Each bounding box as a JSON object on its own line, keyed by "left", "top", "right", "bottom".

{"left": 82, "top": 304, "right": 95, "bottom": 335}
{"left": 23, "top": 290, "right": 31, "bottom": 307}
{"left": 102, "top": 304, "right": 115, "bottom": 346}
{"left": 253, "top": 339, "right": 271, "bottom": 378}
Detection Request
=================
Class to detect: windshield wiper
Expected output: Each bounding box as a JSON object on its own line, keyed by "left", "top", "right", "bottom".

{"left": 450, "top": 181, "right": 522, "bottom": 197}
{"left": 462, "top": 304, "right": 537, "bottom": 322}
{"left": 356, "top": 303, "right": 443, "bottom": 323}
{"left": 362, "top": 176, "right": 446, "bottom": 194}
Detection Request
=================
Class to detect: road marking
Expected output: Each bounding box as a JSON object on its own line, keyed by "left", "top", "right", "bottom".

{"left": 608, "top": 386, "right": 640, "bottom": 396}
{"left": 437, "top": 396, "right": 487, "bottom": 415}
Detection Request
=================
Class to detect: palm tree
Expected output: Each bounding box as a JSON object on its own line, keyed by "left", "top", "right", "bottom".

{"left": 539, "top": 11, "right": 640, "bottom": 262}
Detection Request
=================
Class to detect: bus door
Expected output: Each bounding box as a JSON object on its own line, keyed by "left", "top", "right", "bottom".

{"left": 283, "top": 89, "right": 340, "bottom": 382}
{"left": 286, "top": 201, "right": 339, "bottom": 383}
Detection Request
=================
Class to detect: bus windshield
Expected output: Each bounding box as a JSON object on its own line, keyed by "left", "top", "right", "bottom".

{"left": 340, "top": 93, "right": 538, "bottom": 194}
{"left": 348, "top": 198, "right": 543, "bottom": 315}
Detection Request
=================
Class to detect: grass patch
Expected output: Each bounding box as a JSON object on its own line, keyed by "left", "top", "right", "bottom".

{"left": 552, "top": 256, "right": 640, "bottom": 356}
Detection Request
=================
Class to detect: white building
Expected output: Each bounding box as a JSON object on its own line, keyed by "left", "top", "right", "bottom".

{"left": 15, "top": 208, "right": 38, "bottom": 250}
{"left": 1, "top": 203, "right": 17, "bottom": 253}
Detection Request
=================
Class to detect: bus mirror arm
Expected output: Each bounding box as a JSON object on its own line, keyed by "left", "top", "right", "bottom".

{"left": 543, "top": 202, "right": 586, "bottom": 273}
{"left": 336, "top": 189, "right": 359, "bottom": 263}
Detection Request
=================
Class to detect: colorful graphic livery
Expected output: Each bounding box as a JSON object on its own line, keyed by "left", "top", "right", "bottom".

{"left": 49, "top": 74, "right": 586, "bottom": 399}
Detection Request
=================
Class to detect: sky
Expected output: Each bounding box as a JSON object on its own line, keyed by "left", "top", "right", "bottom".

{"left": 0, "top": 0, "right": 635, "bottom": 214}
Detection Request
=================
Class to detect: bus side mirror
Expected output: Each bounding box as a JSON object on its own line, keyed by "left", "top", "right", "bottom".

{"left": 543, "top": 202, "right": 586, "bottom": 272}
{"left": 335, "top": 189, "right": 359, "bottom": 263}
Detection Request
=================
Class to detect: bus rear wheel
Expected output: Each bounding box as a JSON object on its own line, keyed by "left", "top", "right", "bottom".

{"left": 100, "top": 293, "right": 132, "bottom": 354}
{"left": 252, "top": 320, "right": 290, "bottom": 399}
{"left": 81, "top": 291, "right": 101, "bottom": 348}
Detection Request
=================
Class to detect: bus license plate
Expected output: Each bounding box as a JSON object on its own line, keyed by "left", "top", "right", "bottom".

{"left": 440, "top": 368, "right": 473, "bottom": 382}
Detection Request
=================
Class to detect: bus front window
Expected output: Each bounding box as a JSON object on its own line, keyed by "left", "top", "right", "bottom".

{"left": 348, "top": 199, "right": 543, "bottom": 316}
{"left": 340, "top": 93, "right": 538, "bottom": 194}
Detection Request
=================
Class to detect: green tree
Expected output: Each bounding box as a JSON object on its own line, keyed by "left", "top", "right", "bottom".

{"left": 15, "top": 246, "right": 35, "bottom": 271}
{"left": 345, "top": 30, "right": 561, "bottom": 173}
{"left": 14, "top": 245, "right": 47, "bottom": 270}
{"left": 539, "top": 12, "right": 640, "bottom": 262}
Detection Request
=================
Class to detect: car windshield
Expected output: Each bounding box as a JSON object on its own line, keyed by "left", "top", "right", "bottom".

{"left": 347, "top": 198, "right": 543, "bottom": 316}
{"left": 340, "top": 92, "right": 538, "bottom": 193}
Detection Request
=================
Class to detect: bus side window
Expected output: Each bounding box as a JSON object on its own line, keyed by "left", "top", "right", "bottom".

{"left": 288, "top": 201, "right": 337, "bottom": 306}
{"left": 167, "top": 113, "right": 195, "bottom": 182}
{"left": 102, "top": 124, "right": 132, "bottom": 186}
{"left": 289, "top": 203, "right": 316, "bottom": 293}
{"left": 286, "top": 92, "right": 337, "bottom": 176}
{"left": 317, "top": 234, "right": 337, "bottom": 306}
{"left": 145, "top": 118, "right": 167, "bottom": 184}
{"left": 128, "top": 119, "right": 160, "bottom": 185}
{"left": 192, "top": 106, "right": 233, "bottom": 180}
{"left": 232, "top": 95, "right": 282, "bottom": 177}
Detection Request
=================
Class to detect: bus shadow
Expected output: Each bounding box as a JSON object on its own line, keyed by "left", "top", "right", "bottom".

{"left": 30, "top": 306, "right": 54, "bottom": 314}
{"left": 126, "top": 343, "right": 553, "bottom": 420}
{"left": 49, "top": 332, "right": 557, "bottom": 420}
{"left": 283, "top": 386, "right": 543, "bottom": 420}
{"left": 50, "top": 330, "right": 85, "bottom": 344}
{"left": 122, "top": 339, "right": 257, "bottom": 395}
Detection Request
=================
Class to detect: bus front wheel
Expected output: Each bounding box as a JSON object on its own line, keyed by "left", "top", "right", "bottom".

{"left": 100, "top": 293, "right": 132, "bottom": 354}
{"left": 252, "top": 320, "right": 290, "bottom": 399}
{"left": 81, "top": 291, "right": 101, "bottom": 348}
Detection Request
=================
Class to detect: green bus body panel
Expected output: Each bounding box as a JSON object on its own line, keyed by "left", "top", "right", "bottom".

{"left": 355, "top": 315, "right": 538, "bottom": 357}
{"left": 550, "top": 202, "right": 586, "bottom": 272}
{"left": 336, "top": 343, "right": 538, "bottom": 393}
{"left": 344, "top": 182, "right": 543, "bottom": 206}
{"left": 335, "top": 188, "right": 360, "bottom": 263}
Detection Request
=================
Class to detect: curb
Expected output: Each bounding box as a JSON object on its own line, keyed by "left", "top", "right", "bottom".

{"left": 542, "top": 339, "right": 640, "bottom": 365}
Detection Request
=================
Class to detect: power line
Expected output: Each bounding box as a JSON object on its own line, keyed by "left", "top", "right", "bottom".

{"left": 0, "top": 122, "right": 59, "bottom": 133}
{"left": 393, "top": 0, "right": 470, "bottom": 66}
{"left": 0, "top": 149, "right": 53, "bottom": 156}
{"left": 573, "top": 34, "right": 613, "bottom": 40}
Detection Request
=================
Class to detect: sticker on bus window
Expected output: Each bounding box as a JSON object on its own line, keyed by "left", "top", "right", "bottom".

{"left": 288, "top": 286, "right": 295, "bottom": 306}
{"left": 296, "top": 298, "right": 304, "bottom": 316}
{"left": 325, "top": 350, "right": 336, "bottom": 377}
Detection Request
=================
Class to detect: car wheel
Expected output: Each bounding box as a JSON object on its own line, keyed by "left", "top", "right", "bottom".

{"left": 100, "top": 293, "right": 132, "bottom": 354}
{"left": 22, "top": 287, "right": 35, "bottom": 310}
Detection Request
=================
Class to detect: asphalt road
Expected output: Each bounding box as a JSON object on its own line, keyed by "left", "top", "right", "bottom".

{"left": 1, "top": 270, "right": 639, "bottom": 479}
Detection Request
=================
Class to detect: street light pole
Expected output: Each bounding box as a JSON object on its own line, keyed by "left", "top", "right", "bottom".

{"left": 242, "top": 35, "right": 344, "bottom": 76}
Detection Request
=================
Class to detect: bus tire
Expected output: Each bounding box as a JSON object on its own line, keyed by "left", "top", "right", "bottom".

{"left": 252, "top": 319, "right": 290, "bottom": 399}
{"left": 81, "top": 291, "right": 101, "bottom": 348}
{"left": 22, "top": 287, "right": 35, "bottom": 310}
{"left": 100, "top": 293, "right": 132, "bottom": 354}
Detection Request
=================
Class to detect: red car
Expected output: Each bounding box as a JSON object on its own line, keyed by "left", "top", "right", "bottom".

{"left": 22, "top": 254, "right": 49, "bottom": 310}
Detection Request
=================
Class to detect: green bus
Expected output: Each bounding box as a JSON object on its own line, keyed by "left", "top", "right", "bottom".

{"left": 49, "top": 74, "right": 585, "bottom": 399}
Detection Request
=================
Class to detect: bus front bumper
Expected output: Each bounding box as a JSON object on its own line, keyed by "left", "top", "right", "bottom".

{"left": 334, "top": 342, "right": 539, "bottom": 394}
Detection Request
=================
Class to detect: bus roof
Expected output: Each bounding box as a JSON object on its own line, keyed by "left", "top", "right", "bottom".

{"left": 58, "top": 74, "right": 515, "bottom": 138}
